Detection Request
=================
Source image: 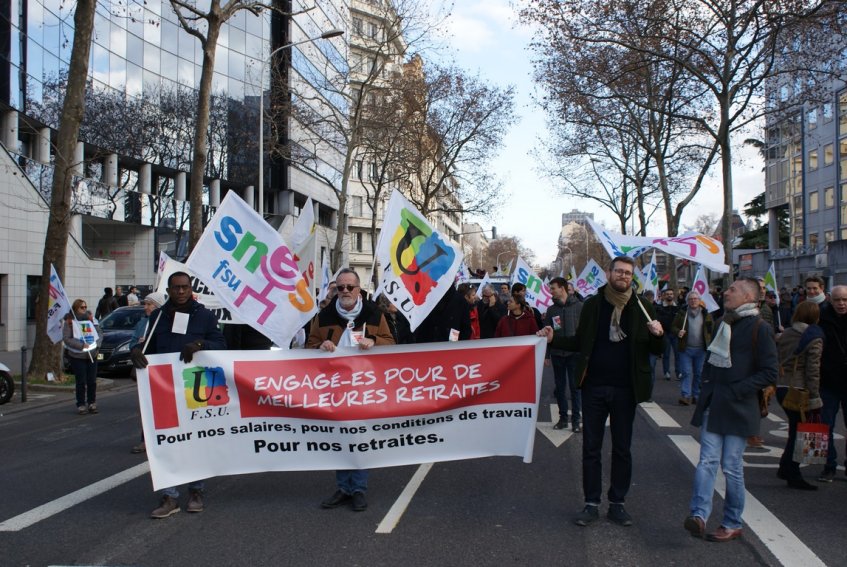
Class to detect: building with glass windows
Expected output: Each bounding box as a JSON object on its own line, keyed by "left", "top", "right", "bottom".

{"left": 0, "top": 0, "right": 348, "bottom": 355}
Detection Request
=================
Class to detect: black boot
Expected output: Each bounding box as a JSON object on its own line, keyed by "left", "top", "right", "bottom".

{"left": 787, "top": 477, "right": 818, "bottom": 491}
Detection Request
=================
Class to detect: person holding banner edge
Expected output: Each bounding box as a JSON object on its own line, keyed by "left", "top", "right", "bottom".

{"left": 538, "top": 256, "right": 665, "bottom": 527}
{"left": 307, "top": 268, "right": 395, "bottom": 511}
{"left": 130, "top": 271, "right": 227, "bottom": 519}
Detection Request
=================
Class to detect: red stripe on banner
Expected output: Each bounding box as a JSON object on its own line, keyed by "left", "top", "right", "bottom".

{"left": 148, "top": 364, "right": 180, "bottom": 429}
{"left": 234, "top": 344, "right": 537, "bottom": 421}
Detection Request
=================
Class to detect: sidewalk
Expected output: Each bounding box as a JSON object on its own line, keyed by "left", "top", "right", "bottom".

{"left": 0, "top": 377, "right": 131, "bottom": 416}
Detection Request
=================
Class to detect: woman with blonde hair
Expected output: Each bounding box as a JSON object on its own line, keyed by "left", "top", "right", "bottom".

{"left": 63, "top": 298, "right": 102, "bottom": 415}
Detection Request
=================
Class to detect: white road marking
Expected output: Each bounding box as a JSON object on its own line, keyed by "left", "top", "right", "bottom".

{"left": 0, "top": 463, "right": 150, "bottom": 532}
{"left": 376, "top": 462, "right": 433, "bottom": 534}
{"left": 639, "top": 401, "right": 681, "bottom": 428}
{"left": 669, "top": 435, "right": 826, "bottom": 567}
{"left": 536, "top": 404, "right": 573, "bottom": 447}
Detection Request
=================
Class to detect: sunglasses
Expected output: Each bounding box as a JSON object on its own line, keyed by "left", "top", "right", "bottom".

{"left": 337, "top": 284, "right": 359, "bottom": 292}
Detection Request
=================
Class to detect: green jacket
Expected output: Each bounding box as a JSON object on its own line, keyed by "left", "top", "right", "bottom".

{"left": 550, "top": 285, "right": 665, "bottom": 403}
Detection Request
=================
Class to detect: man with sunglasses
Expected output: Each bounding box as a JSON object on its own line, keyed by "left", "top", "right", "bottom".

{"left": 539, "top": 256, "right": 664, "bottom": 527}
{"left": 307, "top": 268, "right": 394, "bottom": 511}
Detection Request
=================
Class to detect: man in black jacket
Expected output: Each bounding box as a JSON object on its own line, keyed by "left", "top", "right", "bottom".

{"left": 540, "top": 257, "right": 665, "bottom": 528}
{"left": 817, "top": 285, "right": 847, "bottom": 482}
{"left": 655, "top": 288, "right": 679, "bottom": 380}
{"left": 478, "top": 285, "right": 506, "bottom": 339}
{"left": 545, "top": 277, "right": 583, "bottom": 432}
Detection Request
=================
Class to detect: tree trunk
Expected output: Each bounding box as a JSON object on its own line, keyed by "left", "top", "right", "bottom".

{"left": 718, "top": 101, "right": 734, "bottom": 287}
{"left": 188, "top": 22, "right": 221, "bottom": 253}
{"left": 29, "top": 0, "right": 97, "bottom": 380}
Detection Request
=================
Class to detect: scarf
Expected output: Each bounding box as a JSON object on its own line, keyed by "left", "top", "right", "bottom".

{"left": 707, "top": 302, "right": 759, "bottom": 368}
{"left": 808, "top": 293, "right": 826, "bottom": 305}
{"left": 335, "top": 297, "right": 364, "bottom": 347}
{"left": 603, "top": 284, "right": 632, "bottom": 342}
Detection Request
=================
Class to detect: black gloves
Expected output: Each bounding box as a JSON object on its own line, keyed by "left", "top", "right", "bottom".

{"left": 130, "top": 347, "right": 148, "bottom": 369}
{"left": 180, "top": 341, "right": 203, "bottom": 363}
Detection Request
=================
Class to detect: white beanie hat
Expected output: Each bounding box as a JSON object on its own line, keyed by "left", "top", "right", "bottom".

{"left": 143, "top": 291, "right": 168, "bottom": 308}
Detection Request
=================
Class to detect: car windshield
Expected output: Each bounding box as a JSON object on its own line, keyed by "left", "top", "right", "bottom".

{"left": 99, "top": 308, "right": 144, "bottom": 331}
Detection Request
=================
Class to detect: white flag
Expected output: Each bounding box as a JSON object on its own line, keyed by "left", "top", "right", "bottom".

{"left": 318, "top": 255, "right": 332, "bottom": 302}
{"left": 186, "top": 191, "right": 317, "bottom": 347}
{"left": 47, "top": 264, "right": 72, "bottom": 344}
{"left": 510, "top": 257, "right": 553, "bottom": 314}
{"left": 690, "top": 265, "right": 720, "bottom": 313}
{"left": 574, "top": 259, "right": 608, "bottom": 297}
{"left": 375, "top": 190, "right": 463, "bottom": 331}
{"left": 289, "top": 197, "right": 315, "bottom": 251}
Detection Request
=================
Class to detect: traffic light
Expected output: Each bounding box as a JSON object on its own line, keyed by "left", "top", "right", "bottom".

{"left": 491, "top": 226, "right": 497, "bottom": 239}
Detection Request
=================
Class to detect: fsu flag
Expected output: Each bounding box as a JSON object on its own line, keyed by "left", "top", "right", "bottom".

{"left": 375, "top": 190, "right": 463, "bottom": 331}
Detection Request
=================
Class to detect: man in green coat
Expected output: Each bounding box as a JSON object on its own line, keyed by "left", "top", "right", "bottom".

{"left": 540, "top": 256, "right": 665, "bottom": 527}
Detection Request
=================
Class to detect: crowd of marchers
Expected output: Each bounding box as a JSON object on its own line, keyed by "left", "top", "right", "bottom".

{"left": 58, "top": 262, "right": 846, "bottom": 540}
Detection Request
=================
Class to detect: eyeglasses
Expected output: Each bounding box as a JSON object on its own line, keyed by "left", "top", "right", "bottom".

{"left": 612, "top": 269, "right": 634, "bottom": 277}
{"left": 337, "top": 284, "right": 359, "bottom": 292}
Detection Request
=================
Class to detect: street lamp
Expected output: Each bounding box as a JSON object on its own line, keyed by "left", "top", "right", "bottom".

{"left": 258, "top": 28, "right": 344, "bottom": 217}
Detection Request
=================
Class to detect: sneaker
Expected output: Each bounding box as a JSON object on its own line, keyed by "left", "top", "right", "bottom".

{"left": 151, "top": 496, "right": 180, "bottom": 519}
{"left": 607, "top": 503, "right": 633, "bottom": 526}
{"left": 87, "top": 403, "right": 98, "bottom": 414}
{"left": 77, "top": 406, "right": 88, "bottom": 415}
{"left": 572, "top": 422, "right": 581, "bottom": 433}
{"left": 186, "top": 489, "right": 204, "bottom": 513}
{"left": 818, "top": 469, "right": 836, "bottom": 483}
{"left": 678, "top": 397, "right": 691, "bottom": 406}
{"left": 664, "top": 372, "right": 671, "bottom": 381}
{"left": 574, "top": 505, "right": 599, "bottom": 526}
{"left": 131, "top": 442, "right": 146, "bottom": 454}
{"left": 746, "top": 436, "right": 764, "bottom": 448}
{"left": 351, "top": 491, "right": 368, "bottom": 512}
{"left": 321, "top": 490, "right": 352, "bottom": 509}
{"left": 553, "top": 418, "right": 568, "bottom": 430}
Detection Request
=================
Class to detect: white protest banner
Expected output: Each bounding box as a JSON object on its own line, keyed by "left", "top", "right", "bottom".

{"left": 47, "top": 264, "right": 72, "bottom": 344}
{"left": 476, "top": 272, "right": 492, "bottom": 296}
{"left": 642, "top": 251, "right": 659, "bottom": 295}
{"left": 587, "top": 218, "right": 729, "bottom": 273}
{"left": 293, "top": 231, "right": 317, "bottom": 302}
{"left": 72, "top": 318, "right": 99, "bottom": 347}
{"left": 154, "top": 250, "right": 170, "bottom": 289}
{"left": 186, "top": 191, "right": 317, "bottom": 347}
{"left": 574, "top": 259, "right": 607, "bottom": 297}
{"left": 510, "top": 257, "right": 553, "bottom": 314}
{"left": 288, "top": 196, "right": 315, "bottom": 251}
{"left": 156, "top": 256, "right": 242, "bottom": 324}
{"left": 137, "top": 336, "right": 545, "bottom": 490}
{"left": 455, "top": 261, "right": 471, "bottom": 285}
{"left": 690, "top": 265, "right": 720, "bottom": 313}
{"left": 376, "top": 190, "right": 463, "bottom": 331}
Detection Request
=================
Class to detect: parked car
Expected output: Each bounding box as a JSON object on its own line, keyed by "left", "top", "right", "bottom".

{"left": 65, "top": 306, "right": 146, "bottom": 377}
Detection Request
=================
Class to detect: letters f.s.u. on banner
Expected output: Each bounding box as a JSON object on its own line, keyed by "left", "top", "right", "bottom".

{"left": 185, "top": 191, "right": 317, "bottom": 347}
{"left": 375, "top": 190, "right": 464, "bottom": 331}
{"left": 137, "top": 337, "right": 546, "bottom": 490}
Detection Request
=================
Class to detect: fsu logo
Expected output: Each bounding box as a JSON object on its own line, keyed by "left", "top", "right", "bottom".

{"left": 182, "top": 366, "right": 230, "bottom": 409}
{"left": 390, "top": 209, "right": 456, "bottom": 305}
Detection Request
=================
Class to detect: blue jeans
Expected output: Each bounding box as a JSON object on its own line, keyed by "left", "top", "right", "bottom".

{"left": 162, "top": 480, "right": 205, "bottom": 499}
{"left": 661, "top": 336, "right": 674, "bottom": 375}
{"left": 551, "top": 356, "right": 581, "bottom": 422}
{"left": 337, "top": 469, "right": 368, "bottom": 494}
{"left": 690, "top": 411, "right": 747, "bottom": 529}
{"left": 68, "top": 357, "right": 97, "bottom": 407}
{"left": 582, "top": 385, "right": 636, "bottom": 504}
{"left": 820, "top": 386, "right": 847, "bottom": 471}
{"left": 678, "top": 347, "right": 706, "bottom": 399}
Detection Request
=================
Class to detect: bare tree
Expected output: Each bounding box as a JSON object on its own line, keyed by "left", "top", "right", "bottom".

{"left": 522, "top": 0, "right": 841, "bottom": 281}
{"left": 168, "top": 0, "right": 268, "bottom": 252}
{"left": 29, "top": 0, "right": 97, "bottom": 380}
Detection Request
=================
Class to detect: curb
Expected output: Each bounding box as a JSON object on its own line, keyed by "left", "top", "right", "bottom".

{"left": 14, "top": 377, "right": 116, "bottom": 392}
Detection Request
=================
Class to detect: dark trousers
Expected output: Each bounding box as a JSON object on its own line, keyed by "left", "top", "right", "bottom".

{"left": 820, "top": 386, "right": 847, "bottom": 471}
{"left": 582, "top": 385, "right": 636, "bottom": 504}
{"left": 776, "top": 388, "right": 804, "bottom": 480}
{"left": 68, "top": 356, "right": 98, "bottom": 407}
{"left": 552, "top": 355, "right": 581, "bottom": 422}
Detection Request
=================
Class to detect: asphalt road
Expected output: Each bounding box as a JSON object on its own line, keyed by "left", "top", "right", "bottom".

{"left": 1, "top": 369, "right": 845, "bottom": 567}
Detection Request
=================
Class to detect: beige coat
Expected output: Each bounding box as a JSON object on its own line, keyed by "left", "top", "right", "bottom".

{"left": 776, "top": 322, "right": 823, "bottom": 410}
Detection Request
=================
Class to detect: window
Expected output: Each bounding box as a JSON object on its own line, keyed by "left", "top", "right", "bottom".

{"left": 823, "top": 102, "right": 833, "bottom": 122}
{"left": 355, "top": 160, "right": 363, "bottom": 180}
{"left": 808, "top": 149, "right": 818, "bottom": 171}
{"left": 353, "top": 17, "right": 364, "bottom": 36}
{"left": 369, "top": 162, "right": 378, "bottom": 180}
{"left": 809, "top": 233, "right": 818, "bottom": 247}
{"left": 26, "top": 275, "right": 41, "bottom": 320}
{"left": 809, "top": 191, "right": 819, "bottom": 210}
{"left": 825, "top": 186, "right": 835, "bottom": 208}
{"left": 354, "top": 231, "right": 363, "bottom": 252}
{"left": 824, "top": 143, "right": 834, "bottom": 166}
{"left": 840, "top": 92, "right": 847, "bottom": 136}
{"left": 369, "top": 22, "right": 379, "bottom": 40}
{"left": 808, "top": 107, "right": 817, "bottom": 129}
{"left": 841, "top": 140, "right": 847, "bottom": 180}
{"left": 349, "top": 195, "right": 363, "bottom": 217}
{"left": 825, "top": 230, "right": 835, "bottom": 243}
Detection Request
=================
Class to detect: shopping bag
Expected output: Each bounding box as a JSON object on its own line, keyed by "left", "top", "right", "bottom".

{"left": 793, "top": 422, "right": 829, "bottom": 465}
